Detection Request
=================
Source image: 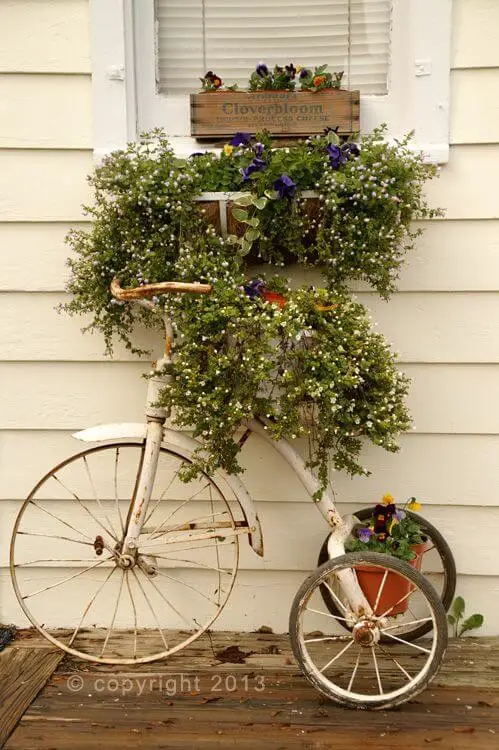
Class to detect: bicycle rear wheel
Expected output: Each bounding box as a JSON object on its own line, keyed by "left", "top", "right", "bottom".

{"left": 11, "top": 442, "right": 244, "bottom": 664}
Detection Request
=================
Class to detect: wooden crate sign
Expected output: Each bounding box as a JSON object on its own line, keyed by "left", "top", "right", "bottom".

{"left": 190, "top": 90, "right": 360, "bottom": 138}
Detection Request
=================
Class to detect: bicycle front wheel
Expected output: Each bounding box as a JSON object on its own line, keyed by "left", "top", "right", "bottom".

{"left": 290, "top": 553, "right": 447, "bottom": 710}
{"left": 11, "top": 442, "right": 243, "bottom": 664}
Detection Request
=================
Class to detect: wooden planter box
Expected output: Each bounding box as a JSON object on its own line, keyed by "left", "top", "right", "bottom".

{"left": 190, "top": 90, "right": 360, "bottom": 138}
{"left": 195, "top": 191, "right": 320, "bottom": 238}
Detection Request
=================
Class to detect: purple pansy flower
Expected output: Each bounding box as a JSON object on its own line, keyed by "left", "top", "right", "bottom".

{"left": 243, "top": 278, "right": 266, "bottom": 299}
{"left": 256, "top": 62, "right": 269, "bottom": 77}
{"left": 341, "top": 142, "right": 360, "bottom": 159}
{"left": 231, "top": 132, "right": 252, "bottom": 147}
{"left": 358, "top": 527, "right": 372, "bottom": 543}
{"left": 253, "top": 142, "right": 265, "bottom": 157}
{"left": 285, "top": 63, "right": 297, "bottom": 79}
{"left": 299, "top": 68, "right": 311, "bottom": 79}
{"left": 273, "top": 173, "right": 297, "bottom": 199}
{"left": 394, "top": 509, "right": 406, "bottom": 521}
{"left": 241, "top": 157, "right": 267, "bottom": 181}
{"left": 327, "top": 144, "right": 348, "bottom": 170}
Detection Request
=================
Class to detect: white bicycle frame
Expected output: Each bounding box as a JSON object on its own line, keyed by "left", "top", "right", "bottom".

{"left": 74, "top": 313, "right": 373, "bottom": 617}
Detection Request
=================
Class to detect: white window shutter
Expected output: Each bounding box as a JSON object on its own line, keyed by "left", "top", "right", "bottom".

{"left": 156, "top": 0, "right": 391, "bottom": 95}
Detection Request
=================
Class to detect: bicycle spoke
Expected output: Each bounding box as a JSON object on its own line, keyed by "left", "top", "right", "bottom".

{"left": 143, "top": 465, "right": 182, "bottom": 529}
{"left": 373, "top": 568, "right": 389, "bottom": 612}
{"left": 304, "top": 634, "right": 351, "bottom": 643}
{"left": 154, "top": 570, "right": 219, "bottom": 606}
{"left": 15, "top": 558, "right": 96, "bottom": 567}
{"left": 381, "top": 616, "right": 433, "bottom": 632}
{"left": 210, "top": 485, "right": 222, "bottom": 607}
{"left": 347, "top": 651, "right": 361, "bottom": 692}
{"left": 114, "top": 447, "right": 125, "bottom": 537}
{"left": 320, "top": 639, "right": 354, "bottom": 672}
{"left": 17, "top": 531, "right": 94, "bottom": 546}
{"left": 305, "top": 607, "right": 350, "bottom": 623}
{"left": 143, "top": 481, "right": 212, "bottom": 541}
{"left": 377, "top": 643, "right": 413, "bottom": 681}
{"left": 131, "top": 569, "right": 169, "bottom": 651}
{"left": 144, "top": 539, "right": 237, "bottom": 556}
{"left": 26, "top": 501, "right": 93, "bottom": 542}
{"left": 83, "top": 456, "right": 120, "bottom": 542}
{"left": 321, "top": 580, "right": 350, "bottom": 616}
{"left": 372, "top": 647, "right": 384, "bottom": 694}
{"left": 377, "top": 585, "right": 419, "bottom": 618}
{"left": 68, "top": 566, "right": 116, "bottom": 647}
{"left": 155, "top": 555, "right": 233, "bottom": 576}
{"left": 381, "top": 631, "right": 432, "bottom": 654}
{"left": 100, "top": 571, "right": 125, "bottom": 657}
{"left": 125, "top": 570, "right": 139, "bottom": 660}
{"left": 51, "top": 474, "right": 117, "bottom": 542}
{"left": 152, "top": 510, "right": 230, "bottom": 537}
{"left": 22, "top": 557, "right": 113, "bottom": 599}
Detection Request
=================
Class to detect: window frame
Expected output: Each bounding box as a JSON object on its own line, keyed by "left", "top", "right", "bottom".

{"left": 91, "top": 0, "right": 452, "bottom": 163}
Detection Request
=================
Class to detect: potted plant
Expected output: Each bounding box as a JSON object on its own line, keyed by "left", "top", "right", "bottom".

{"left": 345, "top": 494, "right": 428, "bottom": 614}
{"left": 191, "top": 62, "right": 359, "bottom": 137}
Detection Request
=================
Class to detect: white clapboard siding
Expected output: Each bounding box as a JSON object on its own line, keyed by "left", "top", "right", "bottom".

{"left": 1, "top": 497, "right": 497, "bottom": 576}
{"left": 3, "top": 220, "right": 499, "bottom": 294}
{"left": 451, "top": 69, "right": 499, "bottom": 144}
{"left": 1, "top": 146, "right": 499, "bottom": 222}
{"left": 0, "top": 0, "right": 91, "bottom": 73}
{"left": 425, "top": 145, "right": 499, "bottom": 220}
{"left": 4, "top": 291, "right": 499, "bottom": 363}
{"left": 453, "top": 0, "right": 499, "bottom": 69}
{"left": 0, "top": 223, "right": 89, "bottom": 291}
{"left": 0, "top": 74, "right": 92, "bottom": 148}
{"left": 1, "top": 430, "right": 499, "bottom": 508}
{"left": 0, "top": 568, "right": 496, "bottom": 634}
{"left": 0, "top": 150, "right": 92, "bottom": 221}
{"left": 1, "top": 362, "right": 499, "bottom": 433}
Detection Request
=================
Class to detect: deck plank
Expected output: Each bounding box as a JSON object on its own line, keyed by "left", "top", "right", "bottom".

{"left": 0, "top": 646, "right": 64, "bottom": 746}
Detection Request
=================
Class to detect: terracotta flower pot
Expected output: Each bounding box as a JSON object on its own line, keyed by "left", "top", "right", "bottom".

{"left": 355, "top": 542, "right": 428, "bottom": 616}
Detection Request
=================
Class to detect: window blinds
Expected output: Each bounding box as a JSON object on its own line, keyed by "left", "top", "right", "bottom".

{"left": 156, "top": 0, "right": 391, "bottom": 95}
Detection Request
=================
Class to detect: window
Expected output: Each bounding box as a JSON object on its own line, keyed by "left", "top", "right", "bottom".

{"left": 156, "top": 0, "right": 391, "bottom": 95}
{"left": 91, "top": 0, "right": 452, "bottom": 163}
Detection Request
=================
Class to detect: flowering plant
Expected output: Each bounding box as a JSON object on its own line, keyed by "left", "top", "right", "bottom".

{"left": 346, "top": 494, "right": 426, "bottom": 561}
{"left": 62, "top": 126, "right": 440, "bottom": 488}
{"left": 200, "top": 62, "right": 345, "bottom": 92}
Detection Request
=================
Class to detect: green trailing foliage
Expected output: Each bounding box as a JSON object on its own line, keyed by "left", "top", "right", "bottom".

{"left": 62, "top": 126, "right": 441, "bottom": 489}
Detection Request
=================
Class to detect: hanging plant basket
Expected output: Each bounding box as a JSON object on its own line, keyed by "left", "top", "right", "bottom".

{"left": 194, "top": 191, "right": 320, "bottom": 238}
{"left": 191, "top": 89, "right": 360, "bottom": 138}
{"left": 355, "top": 543, "right": 429, "bottom": 616}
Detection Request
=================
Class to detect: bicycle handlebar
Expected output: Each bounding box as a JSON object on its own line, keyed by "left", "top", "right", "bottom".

{"left": 110, "top": 277, "right": 212, "bottom": 300}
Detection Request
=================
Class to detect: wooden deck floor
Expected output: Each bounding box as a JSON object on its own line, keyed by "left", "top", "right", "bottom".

{"left": 2, "top": 631, "right": 499, "bottom": 749}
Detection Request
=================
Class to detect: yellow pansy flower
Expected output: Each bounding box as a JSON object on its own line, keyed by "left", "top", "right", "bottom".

{"left": 296, "top": 65, "right": 302, "bottom": 73}
{"left": 407, "top": 497, "right": 421, "bottom": 511}
{"left": 382, "top": 493, "right": 394, "bottom": 505}
{"left": 223, "top": 144, "right": 234, "bottom": 156}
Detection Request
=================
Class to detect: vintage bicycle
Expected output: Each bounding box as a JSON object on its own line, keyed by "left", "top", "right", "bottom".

{"left": 10, "top": 278, "right": 456, "bottom": 710}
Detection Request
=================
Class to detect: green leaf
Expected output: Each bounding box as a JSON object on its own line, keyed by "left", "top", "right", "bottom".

{"left": 247, "top": 217, "right": 260, "bottom": 228}
{"left": 244, "top": 227, "right": 260, "bottom": 242}
{"left": 447, "top": 614, "right": 455, "bottom": 626}
{"left": 326, "top": 131, "right": 341, "bottom": 146}
{"left": 459, "top": 614, "right": 484, "bottom": 636}
{"left": 451, "top": 596, "right": 465, "bottom": 620}
{"left": 240, "top": 239, "right": 252, "bottom": 255}
{"left": 264, "top": 189, "right": 278, "bottom": 200}
{"left": 252, "top": 197, "right": 268, "bottom": 210}
{"left": 232, "top": 193, "right": 253, "bottom": 207}
{"left": 225, "top": 234, "right": 239, "bottom": 244}
{"left": 231, "top": 208, "right": 249, "bottom": 222}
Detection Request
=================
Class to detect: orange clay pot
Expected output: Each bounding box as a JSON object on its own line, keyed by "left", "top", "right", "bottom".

{"left": 355, "top": 542, "right": 428, "bottom": 616}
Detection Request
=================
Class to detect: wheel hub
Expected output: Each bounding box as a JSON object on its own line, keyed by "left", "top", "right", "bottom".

{"left": 352, "top": 619, "right": 380, "bottom": 647}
